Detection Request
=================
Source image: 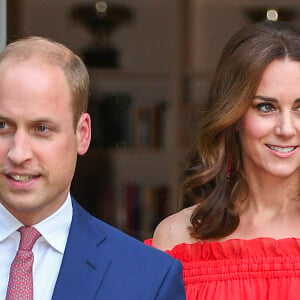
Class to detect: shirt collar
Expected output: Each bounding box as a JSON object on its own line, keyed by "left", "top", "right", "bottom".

{"left": 0, "top": 193, "right": 73, "bottom": 254}
{"left": 0, "top": 203, "right": 23, "bottom": 241}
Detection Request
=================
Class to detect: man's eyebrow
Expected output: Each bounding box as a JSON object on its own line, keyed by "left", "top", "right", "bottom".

{"left": 0, "top": 115, "right": 11, "bottom": 121}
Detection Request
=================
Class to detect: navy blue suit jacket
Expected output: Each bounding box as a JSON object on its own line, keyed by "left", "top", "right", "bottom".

{"left": 51, "top": 198, "right": 186, "bottom": 299}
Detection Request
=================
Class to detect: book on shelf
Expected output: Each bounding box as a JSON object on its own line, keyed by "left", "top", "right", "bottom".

{"left": 124, "top": 182, "right": 141, "bottom": 232}
{"left": 133, "top": 106, "right": 151, "bottom": 148}
{"left": 123, "top": 182, "right": 169, "bottom": 238}
{"left": 89, "top": 92, "right": 167, "bottom": 149}
{"left": 132, "top": 101, "right": 167, "bottom": 148}
{"left": 150, "top": 101, "right": 167, "bottom": 148}
{"left": 89, "top": 92, "right": 132, "bottom": 148}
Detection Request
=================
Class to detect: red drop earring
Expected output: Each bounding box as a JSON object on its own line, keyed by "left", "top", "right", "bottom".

{"left": 226, "top": 150, "right": 233, "bottom": 182}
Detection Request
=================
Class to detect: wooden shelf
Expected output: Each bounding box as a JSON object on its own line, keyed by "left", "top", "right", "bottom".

{"left": 88, "top": 68, "right": 171, "bottom": 82}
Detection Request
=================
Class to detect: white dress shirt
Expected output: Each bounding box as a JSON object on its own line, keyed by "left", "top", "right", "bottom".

{"left": 0, "top": 193, "right": 73, "bottom": 300}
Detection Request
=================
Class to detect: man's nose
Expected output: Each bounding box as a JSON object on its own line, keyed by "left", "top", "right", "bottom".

{"left": 7, "top": 130, "right": 33, "bottom": 164}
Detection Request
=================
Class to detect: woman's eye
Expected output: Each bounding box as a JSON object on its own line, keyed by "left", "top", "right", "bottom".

{"left": 0, "top": 121, "right": 6, "bottom": 129}
{"left": 255, "top": 103, "right": 275, "bottom": 113}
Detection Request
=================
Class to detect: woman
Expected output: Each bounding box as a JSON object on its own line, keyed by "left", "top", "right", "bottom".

{"left": 145, "top": 21, "right": 300, "bottom": 299}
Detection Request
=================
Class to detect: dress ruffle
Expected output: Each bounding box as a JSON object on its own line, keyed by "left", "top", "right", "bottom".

{"left": 144, "top": 238, "right": 300, "bottom": 299}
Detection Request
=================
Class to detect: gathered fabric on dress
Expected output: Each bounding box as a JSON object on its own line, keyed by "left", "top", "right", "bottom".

{"left": 144, "top": 237, "right": 300, "bottom": 300}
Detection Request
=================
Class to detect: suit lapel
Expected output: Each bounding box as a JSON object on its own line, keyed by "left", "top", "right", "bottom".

{"left": 52, "top": 200, "right": 111, "bottom": 300}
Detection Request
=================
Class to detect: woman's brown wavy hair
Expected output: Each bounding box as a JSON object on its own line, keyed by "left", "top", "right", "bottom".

{"left": 181, "top": 21, "right": 300, "bottom": 240}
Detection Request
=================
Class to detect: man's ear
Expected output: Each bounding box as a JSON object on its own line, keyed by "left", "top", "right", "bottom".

{"left": 76, "top": 113, "right": 91, "bottom": 155}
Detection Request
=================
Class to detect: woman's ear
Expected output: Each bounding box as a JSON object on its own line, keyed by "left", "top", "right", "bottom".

{"left": 76, "top": 113, "right": 91, "bottom": 155}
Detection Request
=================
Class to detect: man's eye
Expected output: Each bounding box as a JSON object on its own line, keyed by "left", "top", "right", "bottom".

{"left": 37, "top": 125, "right": 48, "bottom": 132}
{"left": 255, "top": 103, "right": 275, "bottom": 113}
{"left": 0, "top": 121, "right": 7, "bottom": 129}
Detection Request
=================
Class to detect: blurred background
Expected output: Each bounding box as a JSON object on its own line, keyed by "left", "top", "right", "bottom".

{"left": 2, "top": 0, "right": 300, "bottom": 239}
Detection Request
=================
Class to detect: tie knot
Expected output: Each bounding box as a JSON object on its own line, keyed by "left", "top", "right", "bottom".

{"left": 18, "top": 226, "right": 41, "bottom": 251}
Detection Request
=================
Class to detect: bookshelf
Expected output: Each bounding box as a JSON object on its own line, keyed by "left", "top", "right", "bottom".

{"left": 86, "top": 67, "right": 185, "bottom": 238}
{"left": 75, "top": 1, "right": 188, "bottom": 239}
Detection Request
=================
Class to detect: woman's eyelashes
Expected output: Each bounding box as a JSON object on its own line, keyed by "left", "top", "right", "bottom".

{"left": 254, "top": 102, "right": 275, "bottom": 113}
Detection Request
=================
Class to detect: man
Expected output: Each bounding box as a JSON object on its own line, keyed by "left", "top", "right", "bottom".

{"left": 0, "top": 36, "right": 185, "bottom": 300}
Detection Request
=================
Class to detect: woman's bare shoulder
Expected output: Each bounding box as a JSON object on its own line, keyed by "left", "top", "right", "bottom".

{"left": 152, "top": 205, "right": 198, "bottom": 251}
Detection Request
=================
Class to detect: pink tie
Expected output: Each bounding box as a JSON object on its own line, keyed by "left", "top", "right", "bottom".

{"left": 6, "top": 227, "right": 41, "bottom": 300}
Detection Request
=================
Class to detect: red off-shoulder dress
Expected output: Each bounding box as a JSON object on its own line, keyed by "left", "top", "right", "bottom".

{"left": 145, "top": 238, "right": 300, "bottom": 300}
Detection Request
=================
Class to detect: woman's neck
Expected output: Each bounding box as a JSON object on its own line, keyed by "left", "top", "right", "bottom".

{"left": 222, "top": 171, "right": 300, "bottom": 241}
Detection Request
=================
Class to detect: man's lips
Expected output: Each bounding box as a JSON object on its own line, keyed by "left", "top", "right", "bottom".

{"left": 7, "top": 174, "right": 40, "bottom": 183}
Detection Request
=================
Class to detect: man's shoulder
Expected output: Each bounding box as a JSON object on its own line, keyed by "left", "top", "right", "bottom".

{"left": 96, "top": 214, "right": 178, "bottom": 265}
{"left": 62, "top": 199, "right": 185, "bottom": 299}
{"left": 72, "top": 198, "right": 179, "bottom": 266}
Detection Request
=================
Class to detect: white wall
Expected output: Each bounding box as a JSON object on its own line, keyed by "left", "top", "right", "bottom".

{"left": 0, "top": 0, "right": 6, "bottom": 51}
{"left": 17, "top": 0, "right": 180, "bottom": 73}
{"left": 188, "top": 0, "right": 300, "bottom": 75}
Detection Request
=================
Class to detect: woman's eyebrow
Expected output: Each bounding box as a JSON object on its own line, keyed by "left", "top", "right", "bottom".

{"left": 253, "top": 95, "right": 277, "bottom": 102}
{"left": 254, "top": 95, "right": 300, "bottom": 104}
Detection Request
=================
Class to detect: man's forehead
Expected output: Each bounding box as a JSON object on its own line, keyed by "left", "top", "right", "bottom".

{"left": 0, "top": 52, "right": 60, "bottom": 70}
